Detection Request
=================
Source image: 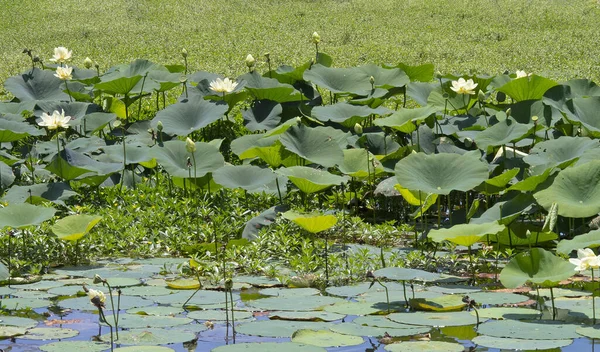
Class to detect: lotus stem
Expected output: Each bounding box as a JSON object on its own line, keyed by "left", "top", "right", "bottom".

{"left": 550, "top": 286, "right": 556, "bottom": 321}
{"left": 229, "top": 287, "right": 236, "bottom": 341}
{"left": 99, "top": 308, "right": 114, "bottom": 352}
{"left": 402, "top": 281, "right": 409, "bottom": 309}
{"left": 137, "top": 73, "right": 148, "bottom": 121}
{"left": 593, "top": 268, "right": 597, "bottom": 325}
{"left": 64, "top": 80, "right": 73, "bottom": 102}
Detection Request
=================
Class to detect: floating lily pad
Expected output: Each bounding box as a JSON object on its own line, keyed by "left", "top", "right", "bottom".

{"left": 11, "top": 290, "right": 57, "bottom": 299}
{"left": 532, "top": 288, "right": 591, "bottom": 298}
{"left": 388, "top": 311, "right": 478, "bottom": 327}
{"left": 467, "top": 291, "right": 530, "bottom": 305}
{"left": 114, "top": 347, "right": 175, "bottom": 352}
{"left": 152, "top": 290, "right": 235, "bottom": 306}
{"left": 187, "top": 309, "right": 253, "bottom": 321}
{"left": 101, "top": 314, "right": 192, "bottom": 329}
{"left": 1, "top": 297, "right": 52, "bottom": 310}
{"left": 269, "top": 310, "right": 344, "bottom": 322}
{"left": 0, "top": 326, "right": 27, "bottom": 338}
{"left": 0, "top": 316, "right": 38, "bottom": 328}
{"left": 20, "top": 327, "right": 79, "bottom": 340}
{"left": 259, "top": 287, "right": 320, "bottom": 297}
{"left": 473, "top": 335, "right": 572, "bottom": 350}
{"left": 165, "top": 278, "right": 200, "bottom": 290}
{"left": 576, "top": 325, "right": 600, "bottom": 339}
{"left": 331, "top": 323, "right": 430, "bottom": 337}
{"left": 352, "top": 315, "right": 424, "bottom": 329}
{"left": 12, "top": 280, "right": 65, "bottom": 291}
{"left": 384, "top": 341, "right": 465, "bottom": 352}
{"left": 39, "top": 341, "right": 109, "bottom": 352}
{"left": 127, "top": 306, "right": 185, "bottom": 316}
{"left": 325, "top": 282, "right": 374, "bottom": 297}
{"left": 472, "top": 307, "right": 541, "bottom": 320}
{"left": 324, "top": 300, "right": 403, "bottom": 315}
{"left": 59, "top": 295, "right": 153, "bottom": 311}
{"left": 104, "top": 328, "right": 196, "bottom": 346}
{"left": 373, "top": 267, "right": 441, "bottom": 282}
{"left": 409, "top": 295, "right": 466, "bottom": 312}
{"left": 235, "top": 320, "right": 330, "bottom": 338}
{"left": 245, "top": 295, "right": 345, "bottom": 311}
{"left": 291, "top": 329, "right": 363, "bottom": 347}
{"left": 553, "top": 297, "right": 600, "bottom": 320}
{"left": 427, "top": 285, "right": 482, "bottom": 295}
{"left": 211, "top": 342, "right": 326, "bottom": 352}
{"left": 477, "top": 319, "right": 580, "bottom": 339}
{"left": 123, "top": 285, "right": 174, "bottom": 296}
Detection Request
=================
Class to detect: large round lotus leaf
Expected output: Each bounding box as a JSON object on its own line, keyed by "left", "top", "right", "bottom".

{"left": 427, "top": 285, "right": 482, "bottom": 295}
{"left": 0, "top": 326, "right": 27, "bottom": 338}
{"left": 282, "top": 211, "right": 337, "bottom": 233}
{"left": 242, "top": 100, "right": 282, "bottom": 132}
{"left": 533, "top": 288, "right": 591, "bottom": 298}
{"left": 236, "top": 320, "right": 331, "bottom": 338}
{"left": 394, "top": 152, "right": 488, "bottom": 195}
{"left": 101, "top": 313, "right": 192, "bottom": 329}
{"left": 428, "top": 222, "right": 504, "bottom": 247}
{"left": 471, "top": 193, "right": 535, "bottom": 225}
{"left": 385, "top": 341, "right": 465, "bottom": 352}
{"left": 466, "top": 291, "right": 530, "bottom": 306}
{"left": 99, "top": 143, "right": 154, "bottom": 166}
{"left": 496, "top": 75, "right": 558, "bottom": 102}
{"left": 246, "top": 295, "right": 345, "bottom": 311}
{"left": 152, "top": 290, "right": 234, "bottom": 307}
{"left": 552, "top": 297, "right": 600, "bottom": 320}
{"left": 507, "top": 167, "right": 555, "bottom": 192}
{"left": 565, "top": 96, "right": 600, "bottom": 134}
{"left": 477, "top": 319, "right": 580, "bottom": 339}
{"left": 39, "top": 341, "right": 109, "bottom": 352}
{"left": 238, "top": 71, "right": 302, "bottom": 103}
{"left": 104, "top": 327, "right": 196, "bottom": 345}
{"left": 409, "top": 295, "right": 466, "bottom": 312}
{"left": 127, "top": 306, "right": 184, "bottom": 316}
{"left": 535, "top": 160, "right": 600, "bottom": 218}
{"left": 323, "top": 300, "right": 403, "bottom": 315}
{"left": 471, "top": 307, "right": 541, "bottom": 320}
{"left": 187, "top": 309, "right": 253, "bottom": 321}
{"left": 338, "top": 148, "right": 386, "bottom": 179}
{"left": 0, "top": 160, "right": 14, "bottom": 188}
{"left": 387, "top": 311, "right": 477, "bottom": 327}
{"left": 51, "top": 214, "right": 102, "bottom": 241}
{"left": 2, "top": 182, "right": 78, "bottom": 206}
{"left": 4, "top": 68, "right": 69, "bottom": 101}
{"left": 11, "top": 290, "right": 56, "bottom": 299}
{"left": 0, "top": 316, "right": 38, "bottom": 328}
{"left": 291, "top": 329, "right": 363, "bottom": 347}
{"left": 123, "top": 285, "right": 174, "bottom": 296}
{"left": 277, "top": 166, "right": 348, "bottom": 194}
{"left": 59, "top": 295, "right": 153, "bottom": 311}
{"left": 474, "top": 117, "right": 532, "bottom": 150}
{"left": 472, "top": 335, "right": 572, "bottom": 351}
{"left": 0, "top": 203, "right": 56, "bottom": 229}
{"left": 1, "top": 298, "right": 52, "bottom": 310}
{"left": 114, "top": 347, "right": 174, "bottom": 352}
{"left": 233, "top": 275, "right": 281, "bottom": 287}
{"left": 525, "top": 136, "right": 599, "bottom": 173}
{"left": 0, "top": 118, "right": 44, "bottom": 142}
{"left": 500, "top": 248, "right": 575, "bottom": 288}
{"left": 259, "top": 287, "right": 320, "bottom": 297}
{"left": 151, "top": 140, "right": 224, "bottom": 178}
{"left": 557, "top": 228, "right": 600, "bottom": 255}
{"left": 373, "top": 267, "right": 441, "bottom": 282}
{"left": 374, "top": 105, "right": 438, "bottom": 133}
{"left": 326, "top": 282, "right": 374, "bottom": 297}
{"left": 352, "top": 315, "right": 423, "bottom": 329}
{"left": 212, "top": 342, "right": 326, "bottom": 352}
{"left": 13, "top": 279, "right": 64, "bottom": 290}
{"left": 279, "top": 124, "right": 344, "bottom": 167}
{"left": 312, "top": 102, "right": 391, "bottom": 127}
{"left": 576, "top": 326, "right": 600, "bottom": 338}
{"left": 213, "top": 164, "right": 278, "bottom": 192}
{"left": 305, "top": 64, "right": 381, "bottom": 95}
{"left": 269, "top": 310, "right": 344, "bottom": 321}
{"left": 20, "top": 327, "right": 79, "bottom": 340}
{"left": 0, "top": 263, "right": 9, "bottom": 282}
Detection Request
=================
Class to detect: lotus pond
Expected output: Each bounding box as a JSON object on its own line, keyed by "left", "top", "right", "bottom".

{"left": 2, "top": 41, "right": 600, "bottom": 351}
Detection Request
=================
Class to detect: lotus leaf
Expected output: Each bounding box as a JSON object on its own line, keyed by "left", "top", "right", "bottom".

{"left": 471, "top": 193, "right": 535, "bottom": 225}
{"left": 212, "top": 342, "right": 326, "bottom": 352}
{"left": 51, "top": 214, "right": 102, "bottom": 241}
{"left": 151, "top": 96, "right": 227, "bottom": 136}
{"left": 472, "top": 336, "right": 572, "bottom": 351}
{"left": 276, "top": 166, "right": 348, "bottom": 194}
{"left": 565, "top": 96, "right": 600, "bottom": 135}
{"left": 235, "top": 320, "right": 331, "bottom": 338}
{"left": 477, "top": 319, "right": 579, "bottom": 339}
{"left": 524, "top": 136, "right": 599, "bottom": 173}
{"left": 496, "top": 74, "right": 558, "bottom": 101}
{"left": 387, "top": 311, "right": 476, "bottom": 327}
{"left": 151, "top": 140, "right": 224, "bottom": 178}
{"left": 374, "top": 105, "right": 437, "bottom": 133}
{"left": 212, "top": 164, "right": 283, "bottom": 194}
{"left": 0, "top": 118, "right": 44, "bottom": 142}
{"left": 239, "top": 71, "right": 303, "bottom": 102}
{"left": 279, "top": 124, "right": 344, "bottom": 167}
{"left": 311, "top": 102, "right": 391, "bottom": 127}
{"left": 103, "top": 327, "right": 195, "bottom": 346}
{"left": 4, "top": 68, "right": 69, "bottom": 101}
{"left": 338, "top": 148, "right": 385, "bottom": 178}
{"left": 557, "top": 228, "right": 600, "bottom": 255}
{"left": 242, "top": 99, "right": 282, "bottom": 131}
{"left": 385, "top": 341, "right": 464, "bottom": 352}
{"left": 534, "top": 160, "right": 600, "bottom": 217}
{"left": 291, "top": 329, "right": 363, "bottom": 347}
{"left": 0, "top": 203, "right": 56, "bottom": 228}
{"left": 0, "top": 262, "right": 8, "bottom": 281}
{"left": 40, "top": 341, "right": 109, "bottom": 352}
{"left": 395, "top": 152, "right": 488, "bottom": 195}
{"left": 242, "top": 205, "right": 288, "bottom": 240}
{"left": 304, "top": 64, "right": 406, "bottom": 95}
{"left": 499, "top": 248, "right": 575, "bottom": 288}
{"left": 474, "top": 117, "right": 532, "bottom": 150}
{"left": 101, "top": 314, "right": 192, "bottom": 329}
{"left": 269, "top": 310, "right": 344, "bottom": 322}
{"left": 428, "top": 222, "right": 505, "bottom": 247}
{"left": 373, "top": 267, "right": 441, "bottom": 282}
{"left": 331, "top": 323, "right": 430, "bottom": 337}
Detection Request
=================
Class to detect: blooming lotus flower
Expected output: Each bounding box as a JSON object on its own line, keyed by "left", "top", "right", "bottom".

{"left": 516, "top": 70, "right": 531, "bottom": 79}
{"left": 38, "top": 109, "right": 71, "bottom": 130}
{"left": 54, "top": 65, "right": 73, "bottom": 80}
{"left": 209, "top": 77, "right": 238, "bottom": 94}
{"left": 569, "top": 248, "right": 600, "bottom": 271}
{"left": 87, "top": 288, "right": 106, "bottom": 309}
{"left": 50, "top": 46, "right": 72, "bottom": 63}
{"left": 450, "top": 78, "right": 478, "bottom": 95}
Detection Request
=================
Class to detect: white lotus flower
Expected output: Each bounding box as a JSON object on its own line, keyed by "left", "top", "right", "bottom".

{"left": 209, "top": 77, "right": 238, "bottom": 94}
{"left": 38, "top": 109, "right": 71, "bottom": 130}
{"left": 450, "top": 78, "right": 478, "bottom": 95}
{"left": 570, "top": 248, "right": 600, "bottom": 271}
{"left": 87, "top": 288, "right": 106, "bottom": 309}
{"left": 516, "top": 70, "right": 532, "bottom": 79}
{"left": 50, "top": 46, "right": 72, "bottom": 63}
{"left": 54, "top": 65, "right": 73, "bottom": 80}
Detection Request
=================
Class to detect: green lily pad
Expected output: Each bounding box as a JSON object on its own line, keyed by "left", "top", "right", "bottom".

{"left": 276, "top": 166, "right": 348, "bottom": 194}
{"left": 325, "top": 282, "right": 374, "bottom": 297}
{"left": 187, "top": 309, "right": 253, "bottom": 321}
{"left": 211, "top": 342, "right": 326, "bottom": 352}
{"left": 127, "top": 306, "right": 185, "bottom": 316}
{"left": 467, "top": 291, "right": 530, "bottom": 305}
{"left": 427, "top": 285, "right": 482, "bottom": 295}
{"left": 279, "top": 124, "right": 344, "bottom": 167}
{"left": 409, "top": 294, "right": 466, "bottom": 312}
{"left": 245, "top": 295, "right": 345, "bottom": 311}
{"left": 477, "top": 319, "right": 580, "bottom": 339}
{"left": 499, "top": 248, "right": 575, "bottom": 288}
{"left": 11, "top": 290, "right": 56, "bottom": 299}
{"left": 474, "top": 335, "right": 573, "bottom": 350}
{"left": 152, "top": 290, "right": 236, "bottom": 307}
{"left": 557, "top": 228, "right": 600, "bottom": 255}
{"left": 496, "top": 74, "right": 558, "bottom": 101}
{"left": 114, "top": 347, "right": 174, "bottom": 352}
{"left": 0, "top": 316, "right": 38, "bottom": 328}
{"left": 384, "top": 341, "right": 465, "bottom": 352}
{"left": 553, "top": 297, "right": 600, "bottom": 320}
{"left": 291, "top": 329, "right": 363, "bottom": 347}
{"left": 388, "top": 311, "right": 478, "bottom": 327}
{"left": 59, "top": 295, "right": 153, "bottom": 311}
{"left": 259, "top": 287, "right": 320, "bottom": 297}
{"left": 101, "top": 313, "right": 192, "bottom": 329}
{"left": 373, "top": 267, "right": 441, "bottom": 282}
{"left": 39, "top": 341, "right": 109, "bottom": 352}
{"left": 331, "top": 322, "right": 430, "bottom": 337}
{"left": 233, "top": 275, "right": 281, "bottom": 287}
{"left": 235, "top": 320, "right": 331, "bottom": 338}
{"left": 576, "top": 325, "right": 600, "bottom": 338}
{"left": 12, "top": 280, "right": 64, "bottom": 290}
{"left": 20, "top": 327, "right": 79, "bottom": 340}
{"left": 0, "top": 326, "right": 27, "bottom": 338}
{"left": 123, "top": 285, "right": 174, "bottom": 296}
{"left": 1, "top": 298, "right": 52, "bottom": 310}
{"left": 104, "top": 327, "right": 196, "bottom": 345}
{"left": 51, "top": 214, "right": 102, "bottom": 241}
{"left": 324, "top": 300, "right": 404, "bottom": 315}
{"left": 213, "top": 164, "right": 280, "bottom": 194}
{"left": 269, "top": 310, "right": 344, "bottom": 322}
{"left": 428, "top": 222, "right": 505, "bottom": 247}
{"left": 474, "top": 117, "right": 532, "bottom": 150}
{"left": 532, "top": 288, "right": 591, "bottom": 298}
{"left": 352, "top": 315, "right": 424, "bottom": 329}
{"left": 472, "top": 307, "right": 541, "bottom": 320}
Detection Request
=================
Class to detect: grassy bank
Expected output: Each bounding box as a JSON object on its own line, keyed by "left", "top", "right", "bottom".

{"left": 1, "top": 0, "right": 599, "bottom": 92}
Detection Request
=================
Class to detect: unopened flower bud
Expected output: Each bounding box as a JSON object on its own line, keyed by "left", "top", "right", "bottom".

{"left": 84, "top": 57, "right": 93, "bottom": 69}
{"left": 369, "top": 76, "right": 375, "bottom": 85}
{"left": 296, "top": 117, "right": 302, "bottom": 125}
{"left": 312, "top": 31, "right": 321, "bottom": 44}
{"left": 532, "top": 115, "right": 538, "bottom": 122}
{"left": 93, "top": 274, "right": 105, "bottom": 284}
{"left": 181, "top": 48, "right": 188, "bottom": 58}
{"left": 478, "top": 90, "right": 486, "bottom": 102}
{"left": 354, "top": 123, "right": 363, "bottom": 135}
{"left": 506, "top": 108, "right": 511, "bottom": 117}
{"left": 225, "top": 279, "right": 233, "bottom": 291}
{"left": 434, "top": 71, "right": 442, "bottom": 80}
{"left": 245, "top": 54, "right": 255, "bottom": 68}
{"left": 157, "top": 121, "right": 163, "bottom": 132}
{"left": 264, "top": 52, "right": 270, "bottom": 61}
{"left": 186, "top": 137, "right": 196, "bottom": 153}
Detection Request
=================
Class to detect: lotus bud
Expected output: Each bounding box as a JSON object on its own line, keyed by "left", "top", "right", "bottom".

{"left": 532, "top": 115, "right": 539, "bottom": 122}
{"left": 354, "top": 123, "right": 363, "bottom": 135}
{"left": 83, "top": 57, "right": 93, "bottom": 69}
{"left": 369, "top": 76, "right": 375, "bottom": 85}
{"left": 157, "top": 121, "right": 164, "bottom": 132}
{"left": 312, "top": 31, "right": 321, "bottom": 44}
{"left": 33, "top": 56, "right": 40, "bottom": 63}
{"left": 296, "top": 116, "right": 302, "bottom": 125}
{"left": 506, "top": 108, "right": 512, "bottom": 117}
{"left": 264, "top": 52, "right": 270, "bottom": 61}
{"left": 181, "top": 48, "right": 188, "bottom": 58}
{"left": 93, "top": 274, "right": 105, "bottom": 284}
{"left": 225, "top": 278, "right": 233, "bottom": 291}
{"left": 94, "top": 62, "right": 100, "bottom": 70}
{"left": 478, "top": 90, "right": 486, "bottom": 102}
{"left": 245, "top": 54, "right": 255, "bottom": 68}
{"left": 185, "top": 137, "right": 196, "bottom": 153}
{"left": 434, "top": 71, "right": 442, "bottom": 80}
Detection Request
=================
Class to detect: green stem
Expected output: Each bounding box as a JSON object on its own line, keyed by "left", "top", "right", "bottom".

{"left": 593, "top": 268, "right": 597, "bottom": 325}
